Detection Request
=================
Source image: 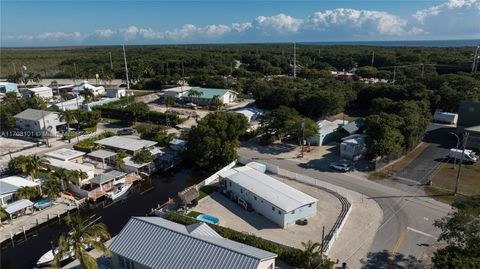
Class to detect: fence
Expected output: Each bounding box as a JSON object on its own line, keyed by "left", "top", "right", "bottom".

{"left": 237, "top": 155, "right": 353, "bottom": 255}
{"left": 195, "top": 160, "right": 237, "bottom": 189}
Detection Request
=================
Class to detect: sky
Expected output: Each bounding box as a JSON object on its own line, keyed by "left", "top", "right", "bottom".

{"left": 1, "top": 0, "right": 479, "bottom": 47}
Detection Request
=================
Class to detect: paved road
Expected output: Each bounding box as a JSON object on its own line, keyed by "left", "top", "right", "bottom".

{"left": 238, "top": 147, "right": 451, "bottom": 268}
{"left": 397, "top": 123, "right": 456, "bottom": 184}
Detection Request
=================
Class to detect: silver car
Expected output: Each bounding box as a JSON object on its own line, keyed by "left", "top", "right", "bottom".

{"left": 329, "top": 162, "right": 351, "bottom": 172}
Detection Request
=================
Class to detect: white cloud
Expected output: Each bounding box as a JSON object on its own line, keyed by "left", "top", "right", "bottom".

{"left": 164, "top": 24, "right": 200, "bottom": 40}
{"left": 95, "top": 29, "right": 115, "bottom": 38}
{"left": 255, "top": 14, "right": 303, "bottom": 33}
{"left": 414, "top": 0, "right": 480, "bottom": 23}
{"left": 204, "top": 24, "right": 231, "bottom": 38}
{"left": 36, "top": 31, "right": 86, "bottom": 41}
{"left": 3, "top": 35, "right": 34, "bottom": 41}
{"left": 231, "top": 22, "right": 253, "bottom": 32}
{"left": 139, "top": 28, "right": 163, "bottom": 39}
{"left": 119, "top": 26, "right": 139, "bottom": 40}
{"left": 308, "top": 9, "right": 410, "bottom": 36}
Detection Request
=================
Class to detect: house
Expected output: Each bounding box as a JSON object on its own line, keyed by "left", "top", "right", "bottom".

{"left": 182, "top": 87, "right": 238, "bottom": 105}
{"left": 94, "top": 136, "right": 157, "bottom": 155}
{"left": 339, "top": 118, "right": 365, "bottom": 136}
{"left": 433, "top": 111, "right": 458, "bottom": 125}
{"left": 107, "top": 88, "right": 128, "bottom": 98}
{"left": 162, "top": 86, "right": 192, "bottom": 98}
{"left": 0, "top": 176, "right": 40, "bottom": 206}
{"left": 331, "top": 71, "right": 354, "bottom": 79}
{"left": 234, "top": 107, "right": 263, "bottom": 124}
{"left": 87, "top": 149, "right": 117, "bottom": 168}
{"left": 109, "top": 217, "right": 277, "bottom": 269}
{"left": 51, "top": 96, "right": 84, "bottom": 111}
{"left": 46, "top": 158, "right": 95, "bottom": 183}
{"left": 219, "top": 166, "right": 317, "bottom": 228}
{"left": 0, "top": 82, "right": 18, "bottom": 94}
{"left": 45, "top": 148, "right": 85, "bottom": 163}
{"left": 122, "top": 156, "right": 156, "bottom": 174}
{"left": 23, "top": 86, "right": 53, "bottom": 99}
{"left": 308, "top": 119, "right": 346, "bottom": 146}
{"left": 169, "top": 139, "right": 187, "bottom": 151}
{"left": 72, "top": 81, "right": 105, "bottom": 96}
{"left": 14, "top": 109, "right": 66, "bottom": 137}
{"left": 340, "top": 134, "right": 367, "bottom": 160}
{"left": 457, "top": 101, "right": 480, "bottom": 150}
{"left": 464, "top": 125, "right": 480, "bottom": 151}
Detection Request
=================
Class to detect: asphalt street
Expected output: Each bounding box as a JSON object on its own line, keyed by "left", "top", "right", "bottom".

{"left": 238, "top": 147, "right": 452, "bottom": 268}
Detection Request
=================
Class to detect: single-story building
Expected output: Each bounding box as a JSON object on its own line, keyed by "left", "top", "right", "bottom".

{"left": 87, "top": 149, "right": 117, "bottom": 168}
{"left": 339, "top": 118, "right": 365, "bottom": 136}
{"left": 181, "top": 87, "right": 238, "bottom": 105}
{"left": 89, "top": 170, "right": 127, "bottom": 192}
{"left": 46, "top": 158, "right": 95, "bottom": 183}
{"left": 72, "top": 81, "right": 105, "bottom": 96}
{"left": 234, "top": 107, "right": 263, "bottom": 124}
{"left": 162, "top": 86, "right": 192, "bottom": 98}
{"left": 0, "top": 82, "right": 19, "bottom": 94}
{"left": 106, "top": 88, "right": 128, "bottom": 98}
{"left": 45, "top": 148, "right": 85, "bottom": 163}
{"left": 95, "top": 136, "right": 157, "bottom": 155}
{"left": 308, "top": 119, "right": 347, "bottom": 146}
{"left": 465, "top": 125, "right": 480, "bottom": 151}
{"left": 51, "top": 96, "right": 84, "bottom": 111}
{"left": 433, "top": 111, "right": 458, "bottom": 125}
{"left": 457, "top": 101, "right": 480, "bottom": 150}
{"left": 122, "top": 156, "right": 156, "bottom": 175}
{"left": 0, "top": 176, "right": 40, "bottom": 206}
{"left": 340, "top": 134, "right": 367, "bottom": 160}
{"left": 23, "top": 86, "right": 53, "bottom": 99}
{"left": 219, "top": 166, "right": 318, "bottom": 228}
{"left": 109, "top": 217, "right": 277, "bottom": 269}
{"left": 169, "top": 139, "right": 187, "bottom": 152}
{"left": 4, "top": 199, "right": 34, "bottom": 219}
{"left": 14, "top": 109, "right": 66, "bottom": 137}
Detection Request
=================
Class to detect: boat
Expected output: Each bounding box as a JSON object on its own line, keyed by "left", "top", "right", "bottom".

{"left": 106, "top": 183, "right": 132, "bottom": 200}
{"left": 36, "top": 246, "right": 74, "bottom": 267}
{"left": 33, "top": 199, "right": 52, "bottom": 210}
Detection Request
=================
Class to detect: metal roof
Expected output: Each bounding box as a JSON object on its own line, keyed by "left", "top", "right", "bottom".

{"left": 14, "top": 109, "right": 55, "bottom": 121}
{"left": 222, "top": 166, "right": 317, "bottom": 212}
{"left": 90, "top": 170, "right": 126, "bottom": 185}
{"left": 109, "top": 217, "right": 277, "bottom": 269}
{"left": 87, "top": 149, "right": 117, "bottom": 159}
{"left": 341, "top": 118, "right": 365, "bottom": 135}
{"left": 5, "top": 199, "right": 33, "bottom": 214}
{"left": 189, "top": 87, "right": 232, "bottom": 99}
{"left": 0, "top": 176, "right": 39, "bottom": 195}
{"left": 45, "top": 148, "right": 85, "bottom": 161}
{"left": 95, "top": 136, "right": 157, "bottom": 152}
{"left": 47, "top": 158, "right": 94, "bottom": 173}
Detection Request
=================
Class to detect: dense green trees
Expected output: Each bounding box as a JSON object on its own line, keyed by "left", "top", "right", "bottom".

{"left": 365, "top": 113, "right": 405, "bottom": 158}
{"left": 0, "top": 93, "right": 48, "bottom": 130}
{"left": 186, "top": 112, "right": 247, "bottom": 171}
{"left": 8, "top": 154, "right": 50, "bottom": 178}
{"left": 132, "top": 149, "right": 154, "bottom": 164}
{"left": 432, "top": 196, "right": 480, "bottom": 268}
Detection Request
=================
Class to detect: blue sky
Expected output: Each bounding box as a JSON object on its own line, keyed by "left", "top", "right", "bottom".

{"left": 1, "top": 0, "right": 479, "bottom": 46}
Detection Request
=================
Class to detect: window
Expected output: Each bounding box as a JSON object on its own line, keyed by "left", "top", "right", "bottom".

{"left": 119, "top": 257, "right": 126, "bottom": 268}
{"left": 229, "top": 181, "right": 232, "bottom": 187}
{"left": 278, "top": 210, "right": 281, "bottom": 215}
{"left": 309, "top": 204, "right": 312, "bottom": 208}
{"left": 291, "top": 210, "right": 295, "bottom": 214}
{"left": 272, "top": 206, "right": 275, "bottom": 211}
{"left": 254, "top": 196, "right": 257, "bottom": 200}
{"left": 240, "top": 188, "right": 243, "bottom": 194}
{"left": 268, "top": 264, "right": 274, "bottom": 269}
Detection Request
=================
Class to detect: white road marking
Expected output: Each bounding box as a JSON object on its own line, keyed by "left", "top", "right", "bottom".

{"left": 407, "top": 227, "right": 436, "bottom": 238}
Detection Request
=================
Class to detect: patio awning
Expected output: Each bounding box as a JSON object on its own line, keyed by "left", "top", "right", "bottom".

{"left": 87, "top": 149, "right": 117, "bottom": 160}
{"left": 5, "top": 199, "right": 33, "bottom": 214}
{"left": 178, "top": 186, "right": 199, "bottom": 205}
{"left": 90, "top": 170, "right": 126, "bottom": 185}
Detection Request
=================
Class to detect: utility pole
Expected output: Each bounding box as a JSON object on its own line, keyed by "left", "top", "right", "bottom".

{"left": 450, "top": 132, "right": 460, "bottom": 169}
{"left": 41, "top": 111, "right": 50, "bottom": 147}
{"left": 472, "top": 45, "right": 479, "bottom": 73}
{"left": 109, "top": 51, "right": 113, "bottom": 69}
{"left": 122, "top": 45, "right": 130, "bottom": 90}
{"left": 293, "top": 42, "right": 297, "bottom": 78}
{"left": 454, "top": 132, "right": 469, "bottom": 195}
{"left": 393, "top": 66, "right": 397, "bottom": 84}
{"left": 301, "top": 120, "right": 305, "bottom": 158}
{"left": 421, "top": 64, "right": 425, "bottom": 78}
{"left": 73, "top": 62, "right": 77, "bottom": 84}
{"left": 12, "top": 63, "right": 16, "bottom": 75}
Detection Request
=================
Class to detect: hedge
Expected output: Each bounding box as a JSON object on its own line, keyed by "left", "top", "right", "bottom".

{"left": 163, "top": 212, "right": 305, "bottom": 267}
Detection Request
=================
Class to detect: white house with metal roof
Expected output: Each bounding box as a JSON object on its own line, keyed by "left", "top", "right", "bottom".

{"left": 23, "top": 86, "right": 53, "bottom": 99}
{"left": 46, "top": 158, "right": 95, "bottom": 183}
{"left": 219, "top": 166, "right": 317, "bottom": 228}
{"left": 94, "top": 136, "right": 157, "bottom": 154}
{"left": 308, "top": 119, "right": 347, "bottom": 146}
{"left": 0, "top": 176, "right": 40, "bottom": 206}
{"left": 109, "top": 217, "right": 277, "bottom": 269}
{"left": 14, "top": 109, "right": 66, "bottom": 137}
{"left": 181, "top": 87, "right": 238, "bottom": 105}
{"left": 45, "top": 148, "right": 85, "bottom": 163}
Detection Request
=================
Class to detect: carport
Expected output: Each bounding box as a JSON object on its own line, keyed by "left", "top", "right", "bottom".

{"left": 5, "top": 199, "right": 33, "bottom": 219}
{"left": 87, "top": 149, "right": 117, "bottom": 168}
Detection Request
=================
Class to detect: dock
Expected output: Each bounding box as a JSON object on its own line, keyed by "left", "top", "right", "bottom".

{"left": 87, "top": 173, "right": 142, "bottom": 201}
{"left": 0, "top": 199, "right": 85, "bottom": 244}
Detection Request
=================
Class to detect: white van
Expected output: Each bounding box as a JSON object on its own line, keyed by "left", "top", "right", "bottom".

{"left": 449, "top": 148, "right": 478, "bottom": 163}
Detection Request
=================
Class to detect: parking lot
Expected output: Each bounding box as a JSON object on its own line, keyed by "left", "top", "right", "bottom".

{"left": 192, "top": 175, "right": 342, "bottom": 249}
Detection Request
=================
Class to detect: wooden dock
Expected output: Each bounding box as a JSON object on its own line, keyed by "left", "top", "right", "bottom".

{"left": 88, "top": 174, "right": 142, "bottom": 201}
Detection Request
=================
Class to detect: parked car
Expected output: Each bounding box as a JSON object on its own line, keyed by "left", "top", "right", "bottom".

{"left": 329, "top": 162, "right": 351, "bottom": 172}
{"left": 296, "top": 218, "right": 308, "bottom": 225}
{"left": 117, "top": 128, "right": 137, "bottom": 135}
{"left": 449, "top": 148, "right": 478, "bottom": 163}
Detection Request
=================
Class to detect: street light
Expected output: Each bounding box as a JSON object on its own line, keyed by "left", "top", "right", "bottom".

{"left": 450, "top": 132, "right": 460, "bottom": 169}
{"left": 301, "top": 120, "right": 305, "bottom": 158}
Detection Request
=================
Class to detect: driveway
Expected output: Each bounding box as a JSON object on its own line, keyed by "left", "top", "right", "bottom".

{"left": 396, "top": 123, "right": 456, "bottom": 184}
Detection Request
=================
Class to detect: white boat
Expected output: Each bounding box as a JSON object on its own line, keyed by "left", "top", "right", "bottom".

{"left": 36, "top": 246, "right": 73, "bottom": 267}
{"left": 106, "top": 183, "right": 132, "bottom": 200}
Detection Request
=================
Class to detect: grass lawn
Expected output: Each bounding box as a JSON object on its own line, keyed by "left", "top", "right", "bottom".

{"left": 198, "top": 185, "right": 217, "bottom": 200}
{"left": 369, "top": 142, "right": 430, "bottom": 180}
{"left": 427, "top": 160, "right": 480, "bottom": 198}
{"left": 186, "top": 211, "right": 202, "bottom": 218}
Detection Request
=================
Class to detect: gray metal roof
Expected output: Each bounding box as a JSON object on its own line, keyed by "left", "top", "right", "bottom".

{"left": 14, "top": 109, "right": 55, "bottom": 121}
{"left": 95, "top": 136, "right": 157, "bottom": 152}
{"left": 90, "top": 170, "right": 126, "bottom": 185}
{"left": 5, "top": 199, "right": 33, "bottom": 214}
{"left": 109, "top": 217, "right": 277, "bottom": 269}
{"left": 341, "top": 118, "right": 365, "bottom": 135}
{"left": 222, "top": 166, "right": 317, "bottom": 212}
{"left": 0, "top": 182, "right": 19, "bottom": 195}
{"left": 87, "top": 149, "right": 117, "bottom": 159}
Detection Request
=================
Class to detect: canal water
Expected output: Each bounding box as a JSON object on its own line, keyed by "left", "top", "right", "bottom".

{"left": 0, "top": 166, "right": 205, "bottom": 269}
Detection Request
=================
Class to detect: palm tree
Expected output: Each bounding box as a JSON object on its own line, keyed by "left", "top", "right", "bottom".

{"left": 53, "top": 168, "right": 69, "bottom": 191}
{"left": 67, "top": 170, "right": 88, "bottom": 186}
{"left": 301, "top": 240, "right": 321, "bottom": 269}
{"left": 79, "top": 88, "right": 94, "bottom": 104}
{"left": 42, "top": 178, "right": 62, "bottom": 199}
{"left": 59, "top": 110, "right": 77, "bottom": 142}
{"left": 0, "top": 206, "right": 8, "bottom": 221}
{"left": 187, "top": 89, "right": 202, "bottom": 104}
{"left": 26, "top": 154, "right": 50, "bottom": 179}
{"left": 16, "top": 186, "right": 41, "bottom": 200}
{"left": 114, "top": 155, "right": 125, "bottom": 169}
{"left": 52, "top": 215, "right": 111, "bottom": 269}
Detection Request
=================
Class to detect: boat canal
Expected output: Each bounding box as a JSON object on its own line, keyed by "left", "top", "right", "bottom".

{"left": 0, "top": 166, "right": 204, "bottom": 269}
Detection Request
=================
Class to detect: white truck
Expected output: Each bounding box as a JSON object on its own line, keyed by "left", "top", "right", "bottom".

{"left": 449, "top": 148, "right": 478, "bottom": 163}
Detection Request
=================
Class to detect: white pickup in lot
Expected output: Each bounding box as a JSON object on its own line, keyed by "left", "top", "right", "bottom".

{"left": 449, "top": 148, "right": 478, "bottom": 163}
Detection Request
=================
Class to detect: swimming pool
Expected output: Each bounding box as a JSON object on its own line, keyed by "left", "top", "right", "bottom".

{"left": 196, "top": 214, "right": 219, "bottom": 224}
{"left": 34, "top": 199, "right": 52, "bottom": 209}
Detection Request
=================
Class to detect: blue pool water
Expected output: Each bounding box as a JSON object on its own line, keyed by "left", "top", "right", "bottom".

{"left": 34, "top": 199, "right": 52, "bottom": 209}
{"left": 196, "top": 214, "right": 219, "bottom": 224}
